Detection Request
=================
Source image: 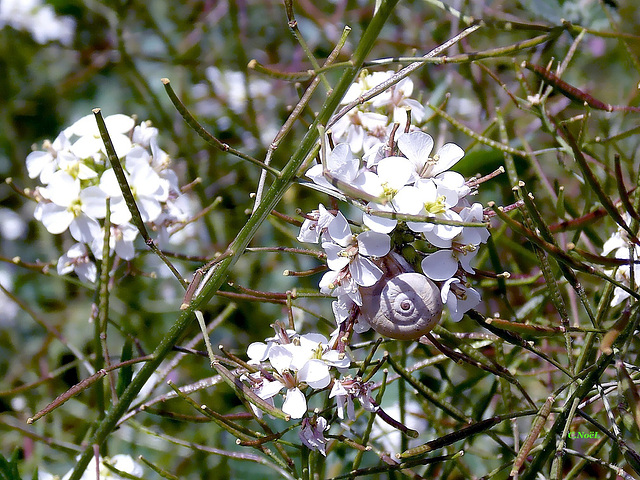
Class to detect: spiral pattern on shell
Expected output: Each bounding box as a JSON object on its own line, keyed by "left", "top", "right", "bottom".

{"left": 360, "top": 272, "right": 443, "bottom": 340}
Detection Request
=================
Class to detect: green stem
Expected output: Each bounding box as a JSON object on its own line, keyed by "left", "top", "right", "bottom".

{"left": 283, "top": 0, "right": 331, "bottom": 91}
{"left": 98, "top": 198, "right": 117, "bottom": 404}
{"left": 161, "top": 81, "right": 281, "bottom": 177}
{"left": 249, "top": 59, "right": 353, "bottom": 81}
{"left": 428, "top": 103, "right": 527, "bottom": 157}
{"left": 365, "top": 33, "right": 554, "bottom": 66}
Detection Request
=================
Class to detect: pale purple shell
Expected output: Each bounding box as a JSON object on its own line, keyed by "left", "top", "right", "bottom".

{"left": 360, "top": 272, "right": 443, "bottom": 340}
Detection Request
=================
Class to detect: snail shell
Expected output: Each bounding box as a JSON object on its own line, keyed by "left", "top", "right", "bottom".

{"left": 359, "top": 253, "right": 443, "bottom": 340}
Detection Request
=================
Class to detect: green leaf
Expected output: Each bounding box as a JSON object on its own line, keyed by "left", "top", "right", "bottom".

{"left": 0, "top": 452, "right": 22, "bottom": 480}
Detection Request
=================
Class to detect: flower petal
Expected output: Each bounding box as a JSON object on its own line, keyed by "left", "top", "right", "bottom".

{"left": 397, "top": 131, "right": 433, "bottom": 169}
{"left": 40, "top": 204, "right": 73, "bottom": 234}
{"left": 327, "top": 143, "right": 359, "bottom": 183}
{"left": 377, "top": 156, "right": 414, "bottom": 190}
{"left": 268, "top": 345, "right": 294, "bottom": 374}
{"left": 298, "top": 359, "right": 331, "bottom": 389}
{"left": 323, "top": 242, "right": 350, "bottom": 272}
{"left": 69, "top": 215, "right": 101, "bottom": 244}
{"left": 350, "top": 256, "right": 383, "bottom": 287}
{"left": 421, "top": 250, "right": 459, "bottom": 281}
{"left": 357, "top": 231, "right": 390, "bottom": 257}
{"left": 80, "top": 186, "right": 107, "bottom": 219}
{"left": 327, "top": 212, "right": 353, "bottom": 247}
{"left": 363, "top": 202, "right": 397, "bottom": 234}
{"left": 282, "top": 387, "right": 307, "bottom": 419}
{"left": 431, "top": 143, "right": 464, "bottom": 176}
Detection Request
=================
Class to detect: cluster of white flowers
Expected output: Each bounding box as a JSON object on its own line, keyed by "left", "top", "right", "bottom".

{"left": 299, "top": 71, "right": 490, "bottom": 332}
{"left": 602, "top": 214, "right": 640, "bottom": 306}
{"left": 243, "top": 72, "right": 494, "bottom": 456}
{"left": 244, "top": 326, "right": 350, "bottom": 420}
{"left": 330, "top": 71, "right": 425, "bottom": 154}
{"left": 0, "top": 0, "right": 75, "bottom": 45}
{"left": 27, "top": 114, "right": 191, "bottom": 283}
{"left": 242, "top": 324, "right": 381, "bottom": 456}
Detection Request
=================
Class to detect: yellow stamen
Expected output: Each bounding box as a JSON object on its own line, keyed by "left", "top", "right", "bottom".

{"left": 423, "top": 195, "right": 447, "bottom": 215}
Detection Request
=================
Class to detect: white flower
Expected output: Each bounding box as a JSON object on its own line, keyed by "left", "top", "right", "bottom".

{"left": 132, "top": 121, "right": 159, "bottom": 147}
{"left": 600, "top": 214, "right": 639, "bottom": 307}
{"left": 67, "top": 114, "right": 134, "bottom": 159}
{"left": 330, "top": 111, "right": 388, "bottom": 153}
{"left": 392, "top": 180, "right": 463, "bottom": 242}
{"left": 362, "top": 156, "right": 414, "bottom": 200}
{"left": 434, "top": 171, "right": 471, "bottom": 206}
{"left": 247, "top": 330, "right": 348, "bottom": 419}
{"left": 244, "top": 372, "right": 283, "bottom": 418}
{"left": 98, "top": 156, "right": 169, "bottom": 224}
{"left": 35, "top": 171, "right": 102, "bottom": 243}
{"left": 457, "top": 203, "right": 490, "bottom": 245}
{"left": 341, "top": 71, "right": 425, "bottom": 125}
{"left": 342, "top": 71, "right": 395, "bottom": 105}
{"left": 297, "top": 204, "right": 335, "bottom": 243}
{"left": 602, "top": 214, "right": 633, "bottom": 256}
{"left": 154, "top": 194, "right": 196, "bottom": 247}
{"left": 27, "top": 113, "right": 186, "bottom": 268}
{"left": 57, "top": 243, "right": 96, "bottom": 283}
{"left": 322, "top": 212, "right": 390, "bottom": 287}
{"left": 360, "top": 155, "right": 415, "bottom": 233}
{"left": 150, "top": 138, "right": 172, "bottom": 173}
{"left": 56, "top": 150, "right": 98, "bottom": 181}
{"left": 306, "top": 143, "right": 365, "bottom": 194}
{"left": 331, "top": 294, "right": 356, "bottom": 325}
{"left": 299, "top": 416, "right": 330, "bottom": 456}
{"left": 320, "top": 269, "right": 363, "bottom": 305}
{"left": 440, "top": 278, "right": 481, "bottom": 322}
{"left": 397, "top": 131, "right": 465, "bottom": 180}
{"left": 371, "top": 76, "right": 425, "bottom": 125}
{"left": 329, "top": 377, "right": 377, "bottom": 421}
{"left": 246, "top": 326, "right": 299, "bottom": 364}
{"left": 420, "top": 204, "right": 488, "bottom": 281}
{"left": 265, "top": 345, "right": 314, "bottom": 419}
{"left": 609, "top": 268, "right": 634, "bottom": 306}
{"left": 604, "top": 246, "right": 640, "bottom": 307}
{"left": 25, "top": 132, "right": 70, "bottom": 183}
{"left": 91, "top": 222, "right": 138, "bottom": 261}
{"left": 362, "top": 140, "right": 387, "bottom": 168}
{"left": 602, "top": 232, "right": 627, "bottom": 257}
